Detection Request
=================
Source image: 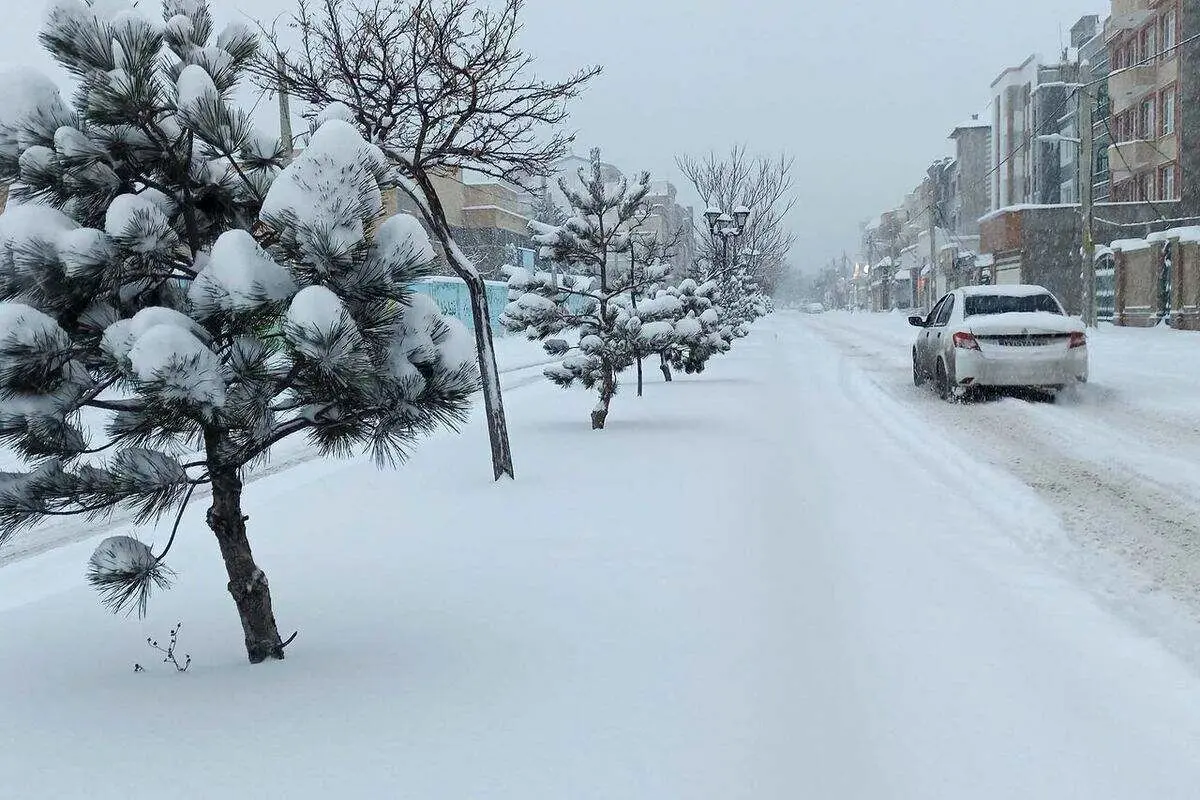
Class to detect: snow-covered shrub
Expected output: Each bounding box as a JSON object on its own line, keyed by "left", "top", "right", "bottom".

{"left": 500, "top": 149, "right": 677, "bottom": 429}
{"left": 0, "top": 0, "right": 478, "bottom": 664}
{"left": 660, "top": 278, "right": 730, "bottom": 376}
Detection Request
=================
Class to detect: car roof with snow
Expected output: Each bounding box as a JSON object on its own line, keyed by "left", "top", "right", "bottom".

{"left": 958, "top": 284, "right": 1053, "bottom": 298}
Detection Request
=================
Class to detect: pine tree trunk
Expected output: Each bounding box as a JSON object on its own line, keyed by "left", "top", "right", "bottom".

{"left": 659, "top": 352, "right": 673, "bottom": 382}
{"left": 204, "top": 429, "right": 285, "bottom": 664}
{"left": 591, "top": 364, "right": 616, "bottom": 430}
{"left": 636, "top": 355, "right": 644, "bottom": 397}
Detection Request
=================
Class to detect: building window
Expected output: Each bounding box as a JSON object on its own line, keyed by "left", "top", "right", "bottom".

{"left": 1141, "top": 25, "right": 1156, "bottom": 62}
{"left": 1160, "top": 165, "right": 1178, "bottom": 200}
{"left": 1136, "top": 172, "right": 1153, "bottom": 201}
{"left": 1115, "top": 111, "right": 1129, "bottom": 142}
{"left": 1162, "top": 88, "right": 1176, "bottom": 135}
{"left": 1140, "top": 98, "right": 1156, "bottom": 139}
{"left": 1162, "top": 8, "right": 1178, "bottom": 53}
{"left": 1096, "top": 83, "right": 1111, "bottom": 118}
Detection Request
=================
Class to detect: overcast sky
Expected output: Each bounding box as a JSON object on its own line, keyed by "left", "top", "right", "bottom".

{"left": 4, "top": 0, "right": 1104, "bottom": 272}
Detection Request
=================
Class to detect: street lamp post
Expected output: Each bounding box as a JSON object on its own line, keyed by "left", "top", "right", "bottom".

{"left": 703, "top": 203, "right": 752, "bottom": 275}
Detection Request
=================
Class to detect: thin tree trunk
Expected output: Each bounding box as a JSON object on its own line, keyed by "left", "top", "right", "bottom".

{"left": 459, "top": 267, "right": 514, "bottom": 480}
{"left": 204, "top": 429, "right": 285, "bottom": 664}
{"left": 591, "top": 364, "right": 616, "bottom": 430}
{"left": 659, "top": 352, "right": 673, "bottom": 382}
{"left": 410, "top": 175, "right": 514, "bottom": 480}
{"left": 636, "top": 355, "right": 644, "bottom": 397}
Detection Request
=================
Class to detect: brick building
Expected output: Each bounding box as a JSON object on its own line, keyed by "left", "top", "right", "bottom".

{"left": 1105, "top": 0, "right": 1197, "bottom": 206}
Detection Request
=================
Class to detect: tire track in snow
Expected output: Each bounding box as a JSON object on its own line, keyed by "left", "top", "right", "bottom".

{"left": 802, "top": 313, "right": 1200, "bottom": 635}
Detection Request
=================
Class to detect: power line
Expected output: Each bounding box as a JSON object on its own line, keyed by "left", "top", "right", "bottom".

{"left": 1094, "top": 213, "right": 1200, "bottom": 228}
{"left": 857, "top": 30, "right": 1200, "bottom": 270}
{"left": 1098, "top": 112, "right": 1176, "bottom": 222}
{"left": 904, "top": 86, "right": 1081, "bottom": 237}
{"left": 1085, "top": 30, "right": 1200, "bottom": 89}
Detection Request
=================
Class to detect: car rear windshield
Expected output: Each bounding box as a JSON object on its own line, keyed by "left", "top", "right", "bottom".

{"left": 963, "top": 293, "right": 1062, "bottom": 317}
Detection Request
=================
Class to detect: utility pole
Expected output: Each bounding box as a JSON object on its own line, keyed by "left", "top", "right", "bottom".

{"left": 928, "top": 191, "right": 938, "bottom": 308}
{"left": 277, "top": 53, "right": 294, "bottom": 165}
{"left": 1079, "top": 60, "right": 1097, "bottom": 327}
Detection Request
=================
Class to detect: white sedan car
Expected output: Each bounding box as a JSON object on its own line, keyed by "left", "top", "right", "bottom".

{"left": 909, "top": 285, "right": 1088, "bottom": 401}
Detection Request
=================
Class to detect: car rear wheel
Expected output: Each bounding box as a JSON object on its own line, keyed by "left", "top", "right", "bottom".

{"left": 935, "top": 360, "right": 952, "bottom": 402}
{"left": 913, "top": 351, "right": 925, "bottom": 386}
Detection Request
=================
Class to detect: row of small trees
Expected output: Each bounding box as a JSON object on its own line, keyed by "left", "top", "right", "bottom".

{"left": 501, "top": 150, "right": 770, "bottom": 429}
{"left": 0, "top": 0, "right": 773, "bottom": 665}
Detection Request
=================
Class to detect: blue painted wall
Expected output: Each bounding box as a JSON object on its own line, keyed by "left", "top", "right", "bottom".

{"left": 410, "top": 277, "right": 510, "bottom": 336}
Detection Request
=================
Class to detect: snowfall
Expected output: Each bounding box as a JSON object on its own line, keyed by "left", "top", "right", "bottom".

{"left": 7, "top": 313, "right": 1200, "bottom": 798}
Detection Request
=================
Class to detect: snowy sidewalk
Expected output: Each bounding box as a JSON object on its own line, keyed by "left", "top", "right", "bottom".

{"left": 4, "top": 317, "right": 1200, "bottom": 798}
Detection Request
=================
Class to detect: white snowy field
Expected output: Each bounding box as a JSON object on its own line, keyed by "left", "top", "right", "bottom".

{"left": 6, "top": 315, "right": 1200, "bottom": 797}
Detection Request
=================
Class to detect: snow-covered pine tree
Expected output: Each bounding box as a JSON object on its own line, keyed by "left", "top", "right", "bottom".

{"left": 501, "top": 149, "right": 672, "bottom": 429}
{"left": 531, "top": 179, "right": 567, "bottom": 227}
{"left": 716, "top": 266, "right": 770, "bottom": 333}
{"left": 625, "top": 286, "right": 681, "bottom": 392}
{"left": 0, "top": 0, "right": 478, "bottom": 664}
{"left": 660, "top": 278, "right": 728, "bottom": 378}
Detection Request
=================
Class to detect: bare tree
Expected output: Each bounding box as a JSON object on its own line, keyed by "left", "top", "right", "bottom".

{"left": 676, "top": 146, "right": 796, "bottom": 294}
{"left": 253, "top": 0, "right": 601, "bottom": 479}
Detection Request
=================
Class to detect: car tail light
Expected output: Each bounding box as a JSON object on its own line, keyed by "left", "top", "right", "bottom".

{"left": 953, "top": 332, "right": 980, "bottom": 350}
{"left": 1069, "top": 332, "right": 1087, "bottom": 349}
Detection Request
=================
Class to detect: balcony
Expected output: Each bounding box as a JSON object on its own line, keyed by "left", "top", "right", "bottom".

{"left": 1109, "top": 64, "right": 1157, "bottom": 113}
{"left": 1108, "top": 140, "right": 1165, "bottom": 182}
{"left": 1105, "top": 0, "right": 1153, "bottom": 40}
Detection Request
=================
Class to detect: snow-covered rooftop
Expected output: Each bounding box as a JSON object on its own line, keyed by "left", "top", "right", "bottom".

{"left": 1146, "top": 226, "right": 1200, "bottom": 245}
{"left": 1110, "top": 238, "right": 1152, "bottom": 252}
{"left": 978, "top": 203, "right": 1080, "bottom": 224}
{"left": 950, "top": 115, "right": 991, "bottom": 136}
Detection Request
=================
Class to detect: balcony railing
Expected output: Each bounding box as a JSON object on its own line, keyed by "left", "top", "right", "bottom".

{"left": 1105, "top": 0, "right": 1153, "bottom": 40}
{"left": 1109, "top": 64, "right": 1158, "bottom": 113}
{"left": 1108, "top": 139, "right": 1165, "bottom": 181}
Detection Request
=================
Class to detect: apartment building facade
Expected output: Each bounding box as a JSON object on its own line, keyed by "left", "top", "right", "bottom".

{"left": 1078, "top": 15, "right": 1114, "bottom": 203}
{"left": 1105, "top": 0, "right": 1196, "bottom": 206}
{"left": 990, "top": 56, "right": 1040, "bottom": 209}
{"left": 948, "top": 115, "right": 992, "bottom": 238}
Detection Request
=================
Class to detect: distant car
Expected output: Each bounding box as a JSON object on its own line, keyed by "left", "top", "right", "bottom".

{"left": 909, "top": 285, "right": 1088, "bottom": 401}
{"left": 805, "top": 302, "right": 825, "bottom": 314}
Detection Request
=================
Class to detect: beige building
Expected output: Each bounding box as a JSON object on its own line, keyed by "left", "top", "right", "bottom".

{"left": 1105, "top": 0, "right": 1183, "bottom": 203}
{"left": 383, "top": 166, "right": 537, "bottom": 278}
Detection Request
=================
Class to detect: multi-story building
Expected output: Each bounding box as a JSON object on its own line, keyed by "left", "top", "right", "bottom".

{"left": 1031, "top": 57, "right": 1085, "bottom": 204}
{"left": 385, "top": 166, "right": 538, "bottom": 279}
{"left": 541, "top": 155, "right": 697, "bottom": 277}
{"left": 541, "top": 152, "right": 624, "bottom": 212}
{"left": 1072, "top": 15, "right": 1113, "bottom": 204}
{"left": 1104, "top": 0, "right": 1194, "bottom": 206}
{"left": 947, "top": 115, "right": 992, "bottom": 239}
{"left": 990, "top": 55, "right": 1040, "bottom": 209}
{"left": 644, "top": 178, "right": 696, "bottom": 276}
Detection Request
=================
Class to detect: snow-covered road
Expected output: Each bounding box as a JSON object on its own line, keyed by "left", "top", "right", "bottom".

{"left": 804, "top": 311, "right": 1200, "bottom": 659}
{"left": 5, "top": 313, "right": 1200, "bottom": 798}
{"left": 754, "top": 314, "right": 1200, "bottom": 796}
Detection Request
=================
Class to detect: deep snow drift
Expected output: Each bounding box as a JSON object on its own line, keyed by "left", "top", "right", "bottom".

{"left": 4, "top": 316, "right": 1200, "bottom": 798}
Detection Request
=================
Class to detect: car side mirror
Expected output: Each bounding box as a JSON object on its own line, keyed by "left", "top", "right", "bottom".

{"left": 908, "top": 315, "right": 927, "bottom": 327}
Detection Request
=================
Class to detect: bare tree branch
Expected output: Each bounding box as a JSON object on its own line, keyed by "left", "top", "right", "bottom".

{"left": 677, "top": 146, "right": 796, "bottom": 293}
{"left": 250, "top": 0, "right": 601, "bottom": 480}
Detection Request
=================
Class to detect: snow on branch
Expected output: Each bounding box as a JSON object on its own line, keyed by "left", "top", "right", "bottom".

{"left": 0, "top": 0, "right": 482, "bottom": 630}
